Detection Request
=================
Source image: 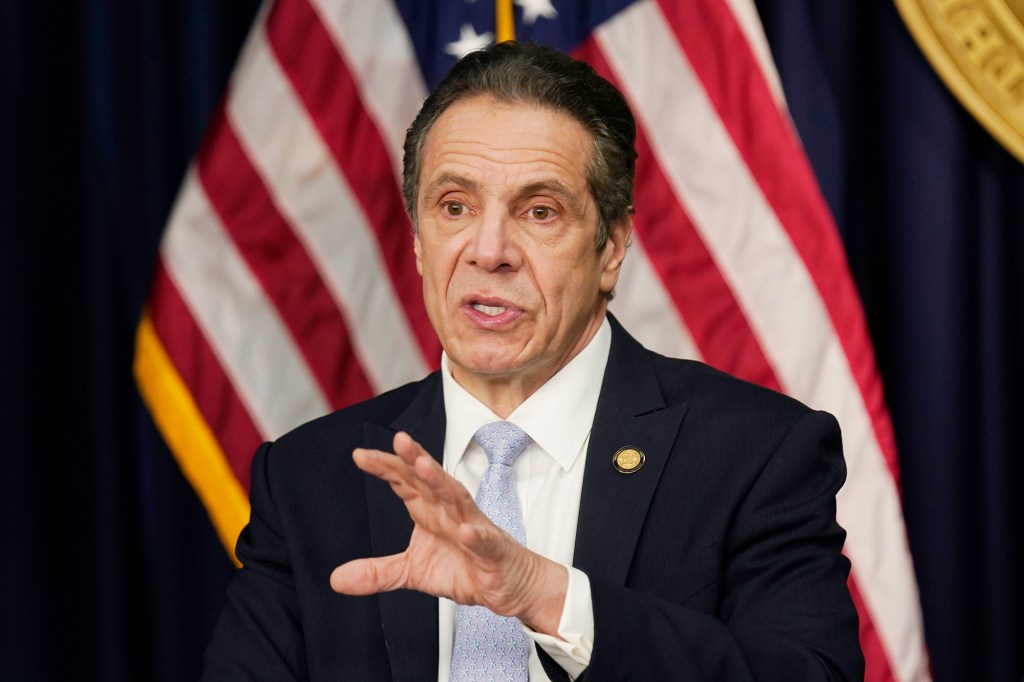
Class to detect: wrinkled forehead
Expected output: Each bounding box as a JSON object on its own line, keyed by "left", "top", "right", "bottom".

{"left": 418, "top": 95, "right": 596, "bottom": 191}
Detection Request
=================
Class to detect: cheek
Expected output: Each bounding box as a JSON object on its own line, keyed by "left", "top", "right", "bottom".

{"left": 419, "top": 241, "right": 462, "bottom": 295}
{"left": 565, "top": 257, "right": 608, "bottom": 309}
{"left": 535, "top": 257, "right": 591, "bottom": 307}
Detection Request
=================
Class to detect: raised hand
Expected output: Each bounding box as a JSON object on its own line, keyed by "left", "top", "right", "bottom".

{"left": 329, "top": 431, "right": 568, "bottom": 635}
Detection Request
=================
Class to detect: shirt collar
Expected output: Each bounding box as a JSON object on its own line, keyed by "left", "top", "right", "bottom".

{"left": 441, "top": 317, "right": 612, "bottom": 472}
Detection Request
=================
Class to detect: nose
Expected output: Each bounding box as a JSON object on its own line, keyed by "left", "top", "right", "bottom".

{"left": 465, "top": 208, "right": 521, "bottom": 272}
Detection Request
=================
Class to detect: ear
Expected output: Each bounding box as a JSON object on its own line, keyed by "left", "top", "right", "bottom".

{"left": 413, "top": 230, "right": 424, "bottom": 276}
{"left": 599, "top": 217, "right": 632, "bottom": 295}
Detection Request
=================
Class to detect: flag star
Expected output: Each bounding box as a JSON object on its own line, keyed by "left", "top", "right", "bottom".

{"left": 515, "top": 0, "right": 558, "bottom": 25}
{"left": 445, "top": 23, "right": 494, "bottom": 58}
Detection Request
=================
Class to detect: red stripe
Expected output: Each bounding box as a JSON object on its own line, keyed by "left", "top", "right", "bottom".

{"left": 655, "top": 0, "right": 902, "bottom": 487}
{"left": 149, "top": 261, "right": 261, "bottom": 492}
{"left": 849, "top": 572, "right": 898, "bottom": 681}
{"left": 195, "top": 103, "right": 375, "bottom": 411}
{"left": 580, "top": 41, "right": 782, "bottom": 392}
{"left": 654, "top": 2, "right": 909, "bottom": 676}
{"left": 264, "top": 0, "right": 442, "bottom": 370}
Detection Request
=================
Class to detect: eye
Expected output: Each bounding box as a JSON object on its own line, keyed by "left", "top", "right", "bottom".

{"left": 443, "top": 202, "right": 465, "bottom": 217}
{"left": 528, "top": 206, "right": 553, "bottom": 221}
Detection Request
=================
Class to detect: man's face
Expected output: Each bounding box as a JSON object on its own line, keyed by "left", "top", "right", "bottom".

{"left": 413, "top": 95, "right": 630, "bottom": 406}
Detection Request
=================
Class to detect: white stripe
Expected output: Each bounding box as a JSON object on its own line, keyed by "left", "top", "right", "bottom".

{"left": 311, "top": 0, "right": 428, "bottom": 177}
{"left": 162, "top": 169, "right": 330, "bottom": 439}
{"left": 597, "top": 4, "right": 928, "bottom": 679}
{"left": 227, "top": 29, "right": 430, "bottom": 393}
{"left": 610, "top": 236, "right": 701, "bottom": 362}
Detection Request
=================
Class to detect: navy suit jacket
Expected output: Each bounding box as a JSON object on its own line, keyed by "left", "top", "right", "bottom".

{"left": 202, "top": 317, "right": 863, "bottom": 680}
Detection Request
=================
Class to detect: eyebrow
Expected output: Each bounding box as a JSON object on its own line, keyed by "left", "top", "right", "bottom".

{"left": 421, "top": 173, "right": 479, "bottom": 205}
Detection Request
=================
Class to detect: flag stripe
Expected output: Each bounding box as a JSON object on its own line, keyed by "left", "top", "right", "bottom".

{"left": 648, "top": 2, "right": 928, "bottom": 677}
{"left": 849, "top": 574, "right": 899, "bottom": 682}
{"left": 608, "top": 236, "right": 702, "bottom": 362}
{"left": 598, "top": 3, "right": 829, "bottom": 401}
{"left": 633, "top": 126, "right": 783, "bottom": 390}
{"left": 265, "top": 0, "right": 441, "bottom": 367}
{"left": 597, "top": 2, "right": 926, "bottom": 679}
{"left": 149, "top": 263, "right": 263, "bottom": 489}
{"left": 582, "top": 40, "right": 783, "bottom": 391}
{"left": 310, "top": 0, "right": 427, "bottom": 176}
{"left": 656, "top": 0, "right": 900, "bottom": 483}
{"left": 227, "top": 26, "right": 431, "bottom": 394}
{"left": 720, "top": 0, "right": 785, "bottom": 109}
{"left": 603, "top": 2, "right": 832, "bottom": 406}
{"left": 134, "top": 312, "right": 249, "bottom": 563}
{"left": 162, "top": 169, "right": 330, "bottom": 438}
{"left": 196, "top": 104, "right": 376, "bottom": 410}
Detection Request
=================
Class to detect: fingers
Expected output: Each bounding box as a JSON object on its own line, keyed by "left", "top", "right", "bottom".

{"left": 350, "top": 432, "right": 433, "bottom": 483}
{"left": 391, "top": 432, "right": 457, "bottom": 499}
{"left": 392, "top": 430, "right": 425, "bottom": 465}
{"left": 353, "top": 433, "right": 475, "bottom": 513}
{"left": 351, "top": 442, "right": 429, "bottom": 504}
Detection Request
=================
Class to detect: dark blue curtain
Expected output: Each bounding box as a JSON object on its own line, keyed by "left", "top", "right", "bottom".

{"left": 757, "top": 2, "right": 1024, "bottom": 680}
{"left": 2, "top": 2, "right": 259, "bottom": 679}
{"left": 2, "top": 1, "right": 1020, "bottom": 679}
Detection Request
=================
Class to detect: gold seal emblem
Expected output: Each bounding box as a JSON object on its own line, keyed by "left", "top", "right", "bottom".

{"left": 612, "top": 447, "right": 645, "bottom": 474}
{"left": 895, "top": 0, "right": 1024, "bottom": 163}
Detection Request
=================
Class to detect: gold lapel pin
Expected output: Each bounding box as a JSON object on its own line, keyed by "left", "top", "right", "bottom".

{"left": 612, "top": 446, "right": 645, "bottom": 474}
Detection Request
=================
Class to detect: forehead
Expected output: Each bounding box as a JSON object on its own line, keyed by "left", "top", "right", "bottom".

{"left": 419, "top": 95, "right": 594, "bottom": 196}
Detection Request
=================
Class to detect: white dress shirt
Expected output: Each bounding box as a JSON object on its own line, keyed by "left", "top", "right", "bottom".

{"left": 436, "top": 317, "right": 611, "bottom": 682}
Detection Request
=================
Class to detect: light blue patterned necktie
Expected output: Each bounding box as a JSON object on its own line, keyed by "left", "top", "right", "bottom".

{"left": 450, "top": 421, "right": 532, "bottom": 682}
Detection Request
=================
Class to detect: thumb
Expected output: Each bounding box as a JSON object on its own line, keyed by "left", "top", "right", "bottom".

{"left": 330, "top": 554, "right": 406, "bottom": 595}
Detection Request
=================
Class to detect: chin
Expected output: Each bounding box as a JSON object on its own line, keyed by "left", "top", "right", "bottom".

{"left": 451, "top": 349, "right": 526, "bottom": 376}
{"left": 462, "top": 355, "right": 521, "bottom": 375}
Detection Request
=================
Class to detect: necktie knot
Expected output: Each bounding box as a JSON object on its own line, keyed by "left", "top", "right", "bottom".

{"left": 472, "top": 421, "right": 531, "bottom": 467}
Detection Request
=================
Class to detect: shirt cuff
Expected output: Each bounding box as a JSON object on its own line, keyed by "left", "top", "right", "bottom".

{"left": 523, "top": 566, "right": 593, "bottom": 680}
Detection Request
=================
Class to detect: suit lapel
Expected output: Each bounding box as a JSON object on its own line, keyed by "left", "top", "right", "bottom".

{"left": 573, "top": 318, "right": 688, "bottom": 585}
{"left": 362, "top": 375, "right": 445, "bottom": 682}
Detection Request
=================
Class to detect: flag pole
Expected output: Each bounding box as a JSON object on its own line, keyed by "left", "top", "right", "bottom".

{"left": 496, "top": 0, "right": 514, "bottom": 42}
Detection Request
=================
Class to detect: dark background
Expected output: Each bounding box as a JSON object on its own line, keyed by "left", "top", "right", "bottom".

{"left": 2, "top": 1, "right": 1021, "bottom": 679}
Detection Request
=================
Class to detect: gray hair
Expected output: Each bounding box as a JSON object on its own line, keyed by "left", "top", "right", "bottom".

{"left": 402, "top": 41, "right": 636, "bottom": 248}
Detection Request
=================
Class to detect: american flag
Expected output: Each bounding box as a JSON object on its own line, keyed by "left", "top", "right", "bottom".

{"left": 134, "top": 0, "right": 930, "bottom": 679}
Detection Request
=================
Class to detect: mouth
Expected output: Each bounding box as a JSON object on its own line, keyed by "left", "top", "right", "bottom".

{"left": 461, "top": 296, "right": 522, "bottom": 327}
{"left": 471, "top": 302, "right": 507, "bottom": 316}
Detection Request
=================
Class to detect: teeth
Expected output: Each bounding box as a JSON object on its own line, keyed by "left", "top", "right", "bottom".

{"left": 472, "top": 303, "right": 506, "bottom": 316}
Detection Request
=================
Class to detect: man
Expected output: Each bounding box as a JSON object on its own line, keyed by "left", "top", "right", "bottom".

{"left": 202, "top": 42, "right": 863, "bottom": 680}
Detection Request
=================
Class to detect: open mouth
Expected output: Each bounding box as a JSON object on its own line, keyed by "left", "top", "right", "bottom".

{"left": 472, "top": 303, "right": 506, "bottom": 316}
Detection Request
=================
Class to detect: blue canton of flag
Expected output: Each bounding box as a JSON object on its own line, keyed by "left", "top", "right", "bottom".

{"left": 393, "top": 0, "right": 637, "bottom": 87}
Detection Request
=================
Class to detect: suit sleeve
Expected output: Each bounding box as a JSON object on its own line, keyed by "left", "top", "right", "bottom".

{"left": 200, "top": 442, "right": 309, "bottom": 681}
{"left": 579, "top": 410, "right": 864, "bottom": 681}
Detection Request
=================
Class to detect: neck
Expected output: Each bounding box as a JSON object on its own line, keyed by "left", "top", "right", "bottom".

{"left": 451, "top": 373, "right": 542, "bottom": 420}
